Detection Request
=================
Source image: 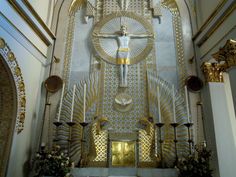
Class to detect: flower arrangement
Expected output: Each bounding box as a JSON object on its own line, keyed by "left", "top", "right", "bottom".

{"left": 177, "top": 143, "right": 213, "bottom": 177}
{"left": 34, "top": 145, "right": 72, "bottom": 177}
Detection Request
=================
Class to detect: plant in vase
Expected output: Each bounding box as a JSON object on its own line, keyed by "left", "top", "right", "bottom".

{"left": 33, "top": 145, "right": 72, "bottom": 177}
{"left": 177, "top": 142, "right": 213, "bottom": 177}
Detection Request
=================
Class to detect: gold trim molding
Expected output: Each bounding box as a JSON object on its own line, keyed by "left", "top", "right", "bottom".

{"left": 193, "top": 0, "right": 227, "bottom": 41}
{"left": 161, "top": 0, "right": 179, "bottom": 15}
{"left": 69, "top": 0, "right": 86, "bottom": 16}
{"left": 212, "top": 39, "right": 236, "bottom": 68}
{"left": 8, "top": 0, "right": 54, "bottom": 46}
{"left": 195, "top": 2, "right": 236, "bottom": 47}
{"left": 201, "top": 62, "right": 226, "bottom": 83}
{"left": 0, "top": 37, "right": 26, "bottom": 134}
{"left": 22, "top": 0, "right": 55, "bottom": 39}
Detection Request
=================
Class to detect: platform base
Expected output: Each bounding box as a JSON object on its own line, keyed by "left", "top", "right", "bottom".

{"left": 71, "top": 167, "right": 177, "bottom": 177}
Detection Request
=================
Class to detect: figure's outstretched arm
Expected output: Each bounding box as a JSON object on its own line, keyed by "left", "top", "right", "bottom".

{"left": 129, "top": 33, "right": 155, "bottom": 39}
{"left": 93, "top": 32, "right": 117, "bottom": 38}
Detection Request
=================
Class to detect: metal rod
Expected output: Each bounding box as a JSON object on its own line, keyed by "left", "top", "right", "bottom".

{"left": 156, "top": 123, "right": 164, "bottom": 168}
{"left": 66, "top": 122, "right": 76, "bottom": 156}
{"left": 53, "top": 121, "right": 63, "bottom": 142}
{"left": 79, "top": 122, "right": 89, "bottom": 167}
{"left": 184, "top": 123, "right": 193, "bottom": 154}
{"left": 171, "top": 123, "right": 179, "bottom": 166}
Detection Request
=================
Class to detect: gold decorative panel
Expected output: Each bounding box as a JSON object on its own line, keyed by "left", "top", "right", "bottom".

{"left": 112, "top": 141, "right": 135, "bottom": 167}
{"left": 91, "top": 119, "right": 108, "bottom": 163}
{"left": 212, "top": 39, "right": 236, "bottom": 68}
{"left": 0, "top": 37, "right": 26, "bottom": 134}
{"left": 102, "top": 61, "right": 148, "bottom": 132}
{"left": 147, "top": 71, "right": 190, "bottom": 167}
{"left": 201, "top": 62, "right": 226, "bottom": 83}
{"left": 138, "top": 119, "right": 155, "bottom": 165}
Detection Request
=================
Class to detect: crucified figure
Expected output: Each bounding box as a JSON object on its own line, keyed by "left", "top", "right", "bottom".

{"left": 94, "top": 25, "right": 154, "bottom": 87}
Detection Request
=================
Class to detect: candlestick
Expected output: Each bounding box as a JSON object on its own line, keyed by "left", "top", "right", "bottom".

{"left": 83, "top": 83, "right": 86, "bottom": 122}
{"left": 157, "top": 86, "right": 162, "bottom": 123}
{"left": 156, "top": 123, "right": 165, "bottom": 167}
{"left": 79, "top": 122, "right": 89, "bottom": 167}
{"left": 184, "top": 123, "right": 193, "bottom": 154}
{"left": 172, "top": 85, "right": 176, "bottom": 123}
{"left": 70, "top": 85, "right": 76, "bottom": 122}
{"left": 57, "top": 83, "right": 65, "bottom": 122}
{"left": 185, "top": 86, "right": 190, "bottom": 123}
{"left": 171, "top": 123, "right": 179, "bottom": 166}
{"left": 66, "top": 121, "right": 76, "bottom": 155}
{"left": 53, "top": 121, "right": 63, "bottom": 142}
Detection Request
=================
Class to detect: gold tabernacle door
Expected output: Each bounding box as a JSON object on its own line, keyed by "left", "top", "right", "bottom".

{"left": 112, "top": 141, "right": 135, "bottom": 167}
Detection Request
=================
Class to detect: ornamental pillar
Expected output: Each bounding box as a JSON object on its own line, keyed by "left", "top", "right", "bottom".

{"left": 212, "top": 39, "right": 236, "bottom": 68}
{"left": 212, "top": 39, "right": 236, "bottom": 115}
{"left": 201, "top": 59, "right": 236, "bottom": 177}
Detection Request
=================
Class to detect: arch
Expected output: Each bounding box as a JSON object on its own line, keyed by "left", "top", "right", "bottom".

{"left": 0, "top": 37, "right": 26, "bottom": 176}
{"left": 162, "top": 0, "right": 179, "bottom": 15}
{"left": 0, "top": 37, "right": 26, "bottom": 133}
{"left": 69, "top": 0, "right": 86, "bottom": 15}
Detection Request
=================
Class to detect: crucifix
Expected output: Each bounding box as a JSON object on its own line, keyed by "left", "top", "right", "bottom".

{"left": 93, "top": 25, "right": 154, "bottom": 87}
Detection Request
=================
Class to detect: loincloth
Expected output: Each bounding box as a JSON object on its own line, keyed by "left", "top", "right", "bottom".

{"left": 117, "top": 48, "right": 130, "bottom": 65}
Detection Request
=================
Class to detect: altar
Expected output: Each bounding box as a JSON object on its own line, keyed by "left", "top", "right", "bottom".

{"left": 53, "top": 0, "right": 193, "bottom": 173}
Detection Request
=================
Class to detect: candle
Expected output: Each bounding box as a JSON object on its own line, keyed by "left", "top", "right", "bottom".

{"left": 172, "top": 85, "right": 176, "bottom": 123}
{"left": 41, "top": 142, "right": 46, "bottom": 147}
{"left": 57, "top": 83, "right": 65, "bottom": 122}
{"left": 70, "top": 85, "right": 76, "bottom": 122}
{"left": 83, "top": 83, "right": 87, "bottom": 122}
{"left": 185, "top": 86, "right": 190, "bottom": 123}
{"left": 157, "top": 86, "right": 162, "bottom": 123}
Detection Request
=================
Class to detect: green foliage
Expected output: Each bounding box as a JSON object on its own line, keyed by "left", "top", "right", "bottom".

{"left": 34, "top": 145, "right": 71, "bottom": 177}
{"left": 177, "top": 145, "right": 213, "bottom": 177}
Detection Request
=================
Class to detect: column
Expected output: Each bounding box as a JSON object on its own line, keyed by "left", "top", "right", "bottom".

{"left": 201, "top": 60, "right": 236, "bottom": 177}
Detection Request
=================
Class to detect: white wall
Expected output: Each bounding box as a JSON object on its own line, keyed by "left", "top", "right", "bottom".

{"left": 196, "top": 0, "right": 223, "bottom": 28}
{"left": 28, "top": 0, "right": 57, "bottom": 28}
{"left": 0, "top": 0, "right": 53, "bottom": 176}
{"left": 229, "top": 69, "right": 236, "bottom": 115}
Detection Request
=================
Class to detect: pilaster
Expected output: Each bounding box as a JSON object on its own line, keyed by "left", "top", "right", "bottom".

{"left": 201, "top": 40, "right": 236, "bottom": 177}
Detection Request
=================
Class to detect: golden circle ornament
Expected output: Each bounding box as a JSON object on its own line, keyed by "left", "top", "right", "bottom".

{"left": 92, "top": 11, "right": 154, "bottom": 65}
{"left": 0, "top": 38, "right": 5, "bottom": 48}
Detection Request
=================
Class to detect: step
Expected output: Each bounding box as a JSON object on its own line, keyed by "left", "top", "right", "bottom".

{"left": 71, "top": 168, "right": 177, "bottom": 177}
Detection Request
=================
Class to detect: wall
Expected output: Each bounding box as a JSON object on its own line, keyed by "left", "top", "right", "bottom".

{"left": 195, "top": 0, "right": 223, "bottom": 28}
{"left": 28, "top": 0, "right": 57, "bottom": 28}
{"left": 229, "top": 69, "right": 236, "bottom": 115}
{"left": 192, "top": 0, "right": 236, "bottom": 176}
{"left": 0, "top": 0, "right": 55, "bottom": 176}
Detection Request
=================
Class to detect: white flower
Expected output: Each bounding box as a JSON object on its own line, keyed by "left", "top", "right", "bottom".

{"left": 71, "top": 162, "right": 75, "bottom": 168}
{"left": 36, "top": 153, "right": 41, "bottom": 158}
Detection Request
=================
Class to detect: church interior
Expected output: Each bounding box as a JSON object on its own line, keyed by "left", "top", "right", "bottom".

{"left": 0, "top": 0, "right": 236, "bottom": 177}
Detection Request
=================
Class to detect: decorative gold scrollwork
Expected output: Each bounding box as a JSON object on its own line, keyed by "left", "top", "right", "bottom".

{"left": 0, "top": 38, "right": 5, "bottom": 48}
{"left": 212, "top": 39, "right": 236, "bottom": 69}
{"left": 0, "top": 37, "right": 26, "bottom": 133}
{"left": 201, "top": 62, "right": 226, "bottom": 83}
